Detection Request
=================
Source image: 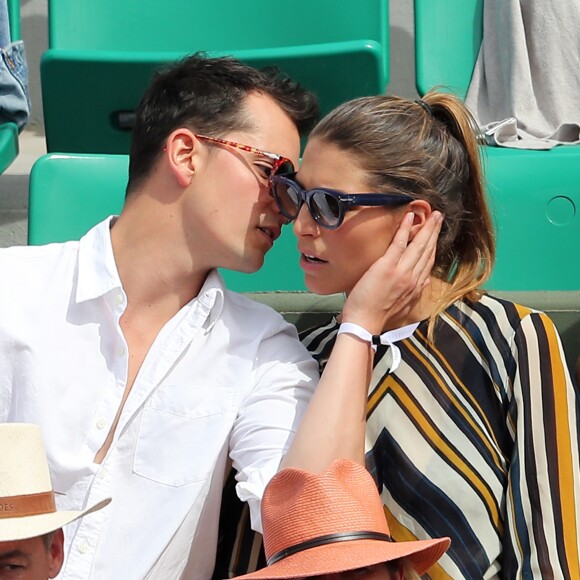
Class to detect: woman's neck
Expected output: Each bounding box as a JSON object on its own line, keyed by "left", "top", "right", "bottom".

{"left": 386, "top": 276, "right": 450, "bottom": 331}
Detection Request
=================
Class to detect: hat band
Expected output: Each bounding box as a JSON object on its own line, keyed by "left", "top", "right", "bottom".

{"left": 267, "top": 530, "right": 393, "bottom": 565}
{"left": 0, "top": 491, "right": 57, "bottom": 519}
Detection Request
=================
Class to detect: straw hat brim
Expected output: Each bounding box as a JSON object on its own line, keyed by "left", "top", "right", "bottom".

{"left": 235, "top": 535, "right": 451, "bottom": 579}
{"left": 0, "top": 498, "right": 111, "bottom": 542}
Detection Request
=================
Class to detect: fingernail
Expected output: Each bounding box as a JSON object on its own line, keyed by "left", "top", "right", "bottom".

{"left": 406, "top": 212, "right": 414, "bottom": 223}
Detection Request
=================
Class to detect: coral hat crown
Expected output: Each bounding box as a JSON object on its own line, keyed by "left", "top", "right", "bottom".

{"left": 261, "top": 459, "right": 390, "bottom": 562}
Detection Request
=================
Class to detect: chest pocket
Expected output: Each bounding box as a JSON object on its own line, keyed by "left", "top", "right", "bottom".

{"left": 133, "top": 384, "right": 236, "bottom": 487}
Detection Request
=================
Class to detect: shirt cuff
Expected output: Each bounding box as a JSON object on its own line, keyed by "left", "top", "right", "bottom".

{"left": 235, "top": 465, "right": 279, "bottom": 534}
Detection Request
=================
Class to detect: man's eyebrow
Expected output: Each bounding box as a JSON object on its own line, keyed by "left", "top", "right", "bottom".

{"left": 0, "top": 549, "right": 29, "bottom": 560}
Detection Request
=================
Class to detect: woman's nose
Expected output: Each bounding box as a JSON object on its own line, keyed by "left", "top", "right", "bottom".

{"left": 293, "top": 204, "right": 319, "bottom": 237}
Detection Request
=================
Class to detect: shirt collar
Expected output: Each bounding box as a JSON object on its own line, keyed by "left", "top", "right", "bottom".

{"left": 194, "top": 270, "right": 225, "bottom": 332}
{"left": 75, "top": 217, "right": 225, "bottom": 329}
{"left": 76, "top": 216, "right": 123, "bottom": 303}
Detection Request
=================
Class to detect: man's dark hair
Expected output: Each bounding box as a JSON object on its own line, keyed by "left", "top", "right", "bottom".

{"left": 127, "top": 52, "right": 319, "bottom": 193}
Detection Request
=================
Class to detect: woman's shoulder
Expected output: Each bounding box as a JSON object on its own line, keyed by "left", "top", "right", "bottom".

{"left": 444, "top": 292, "right": 560, "bottom": 350}
{"left": 454, "top": 292, "right": 540, "bottom": 325}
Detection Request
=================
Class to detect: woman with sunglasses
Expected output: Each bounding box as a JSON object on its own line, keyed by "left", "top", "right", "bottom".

{"left": 221, "top": 91, "right": 580, "bottom": 579}
{"left": 277, "top": 91, "right": 580, "bottom": 579}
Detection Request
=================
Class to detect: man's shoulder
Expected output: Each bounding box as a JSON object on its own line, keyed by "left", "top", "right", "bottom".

{"left": 0, "top": 242, "right": 79, "bottom": 313}
{"left": 223, "top": 290, "right": 290, "bottom": 328}
{"left": 0, "top": 241, "right": 78, "bottom": 274}
{"left": 220, "top": 290, "right": 314, "bottom": 352}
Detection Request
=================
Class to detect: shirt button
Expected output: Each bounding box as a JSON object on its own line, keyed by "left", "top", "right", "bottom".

{"left": 117, "top": 345, "right": 126, "bottom": 357}
{"left": 115, "top": 293, "right": 124, "bottom": 304}
{"left": 79, "top": 541, "right": 89, "bottom": 554}
{"left": 96, "top": 419, "right": 107, "bottom": 430}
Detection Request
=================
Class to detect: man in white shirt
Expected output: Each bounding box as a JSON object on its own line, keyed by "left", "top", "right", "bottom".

{"left": 0, "top": 53, "right": 320, "bottom": 578}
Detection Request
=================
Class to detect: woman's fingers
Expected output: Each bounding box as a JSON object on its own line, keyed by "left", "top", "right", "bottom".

{"left": 411, "top": 212, "right": 442, "bottom": 285}
{"left": 382, "top": 211, "right": 414, "bottom": 264}
{"left": 373, "top": 210, "right": 442, "bottom": 295}
{"left": 397, "top": 211, "right": 442, "bottom": 274}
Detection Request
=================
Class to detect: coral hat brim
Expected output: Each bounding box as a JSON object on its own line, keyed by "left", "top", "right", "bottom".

{"left": 234, "top": 534, "right": 451, "bottom": 579}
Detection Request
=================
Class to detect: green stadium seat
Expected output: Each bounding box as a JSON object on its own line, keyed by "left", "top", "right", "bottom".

{"left": 27, "top": 153, "right": 307, "bottom": 291}
{"left": 41, "top": 0, "right": 389, "bottom": 154}
{"left": 0, "top": 0, "right": 21, "bottom": 174}
{"left": 415, "top": 0, "right": 580, "bottom": 291}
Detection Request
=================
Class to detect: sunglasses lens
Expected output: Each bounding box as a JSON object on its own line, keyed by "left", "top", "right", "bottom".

{"left": 273, "top": 180, "right": 301, "bottom": 219}
{"left": 311, "top": 191, "right": 341, "bottom": 228}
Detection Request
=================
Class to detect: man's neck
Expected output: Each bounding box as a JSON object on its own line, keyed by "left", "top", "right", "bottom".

{"left": 110, "top": 207, "right": 210, "bottom": 319}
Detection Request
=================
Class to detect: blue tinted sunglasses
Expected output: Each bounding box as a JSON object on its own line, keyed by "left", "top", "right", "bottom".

{"left": 271, "top": 173, "right": 414, "bottom": 229}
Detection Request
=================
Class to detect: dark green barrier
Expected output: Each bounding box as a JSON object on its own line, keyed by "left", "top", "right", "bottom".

{"left": 248, "top": 291, "right": 580, "bottom": 374}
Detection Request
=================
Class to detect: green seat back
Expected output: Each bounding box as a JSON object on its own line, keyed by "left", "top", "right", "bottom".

{"left": 28, "top": 154, "right": 307, "bottom": 292}
{"left": 0, "top": 122, "right": 19, "bottom": 174}
{"left": 415, "top": 0, "right": 580, "bottom": 291}
{"left": 7, "top": 0, "right": 20, "bottom": 40}
{"left": 483, "top": 148, "right": 580, "bottom": 291}
{"left": 415, "top": 0, "right": 482, "bottom": 98}
{"left": 48, "top": 1, "right": 388, "bottom": 53}
{"left": 42, "top": 0, "right": 389, "bottom": 154}
{"left": 28, "top": 154, "right": 127, "bottom": 243}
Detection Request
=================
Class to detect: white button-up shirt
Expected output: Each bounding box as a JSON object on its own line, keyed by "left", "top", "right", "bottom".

{"left": 0, "top": 218, "right": 318, "bottom": 579}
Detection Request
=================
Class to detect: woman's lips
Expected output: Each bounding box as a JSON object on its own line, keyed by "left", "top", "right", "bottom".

{"left": 300, "top": 253, "right": 328, "bottom": 270}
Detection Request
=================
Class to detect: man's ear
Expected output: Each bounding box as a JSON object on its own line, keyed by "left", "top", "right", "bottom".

{"left": 408, "top": 199, "right": 432, "bottom": 239}
{"left": 48, "top": 529, "right": 65, "bottom": 578}
{"left": 164, "top": 129, "right": 200, "bottom": 188}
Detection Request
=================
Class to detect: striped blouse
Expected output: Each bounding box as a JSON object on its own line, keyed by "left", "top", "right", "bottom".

{"left": 214, "top": 294, "right": 580, "bottom": 579}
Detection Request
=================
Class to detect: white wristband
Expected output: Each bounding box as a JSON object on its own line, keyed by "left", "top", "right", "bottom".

{"left": 337, "top": 321, "right": 420, "bottom": 371}
{"left": 337, "top": 322, "right": 379, "bottom": 351}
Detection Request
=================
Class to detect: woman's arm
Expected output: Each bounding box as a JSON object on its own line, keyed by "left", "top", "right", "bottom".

{"left": 282, "top": 211, "right": 442, "bottom": 470}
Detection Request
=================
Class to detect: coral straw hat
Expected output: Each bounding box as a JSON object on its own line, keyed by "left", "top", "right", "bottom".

{"left": 0, "top": 423, "right": 111, "bottom": 542}
{"left": 235, "top": 459, "right": 450, "bottom": 578}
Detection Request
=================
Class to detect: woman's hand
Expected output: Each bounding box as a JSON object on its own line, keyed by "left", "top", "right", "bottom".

{"left": 341, "top": 210, "right": 443, "bottom": 334}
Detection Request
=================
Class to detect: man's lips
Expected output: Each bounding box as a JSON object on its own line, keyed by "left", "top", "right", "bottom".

{"left": 258, "top": 225, "right": 281, "bottom": 243}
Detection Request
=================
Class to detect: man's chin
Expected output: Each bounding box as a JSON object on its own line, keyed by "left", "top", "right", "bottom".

{"left": 230, "top": 258, "right": 265, "bottom": 275}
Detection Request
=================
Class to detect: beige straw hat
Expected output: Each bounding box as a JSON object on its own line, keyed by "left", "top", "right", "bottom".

{"left": 235, "top": 459, "right": 450, "bottom": 578}
{"left": 0, "top": 423, "right": 111, "bottom": 541}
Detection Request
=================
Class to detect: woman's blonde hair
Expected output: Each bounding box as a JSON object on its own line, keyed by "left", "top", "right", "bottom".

{"left": 311, "top": 91, "right": 495, "bottom": 336}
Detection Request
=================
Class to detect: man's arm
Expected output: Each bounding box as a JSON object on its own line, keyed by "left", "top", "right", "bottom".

{"left": 228, "top": 320, "right": 319, "bottom": 532}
